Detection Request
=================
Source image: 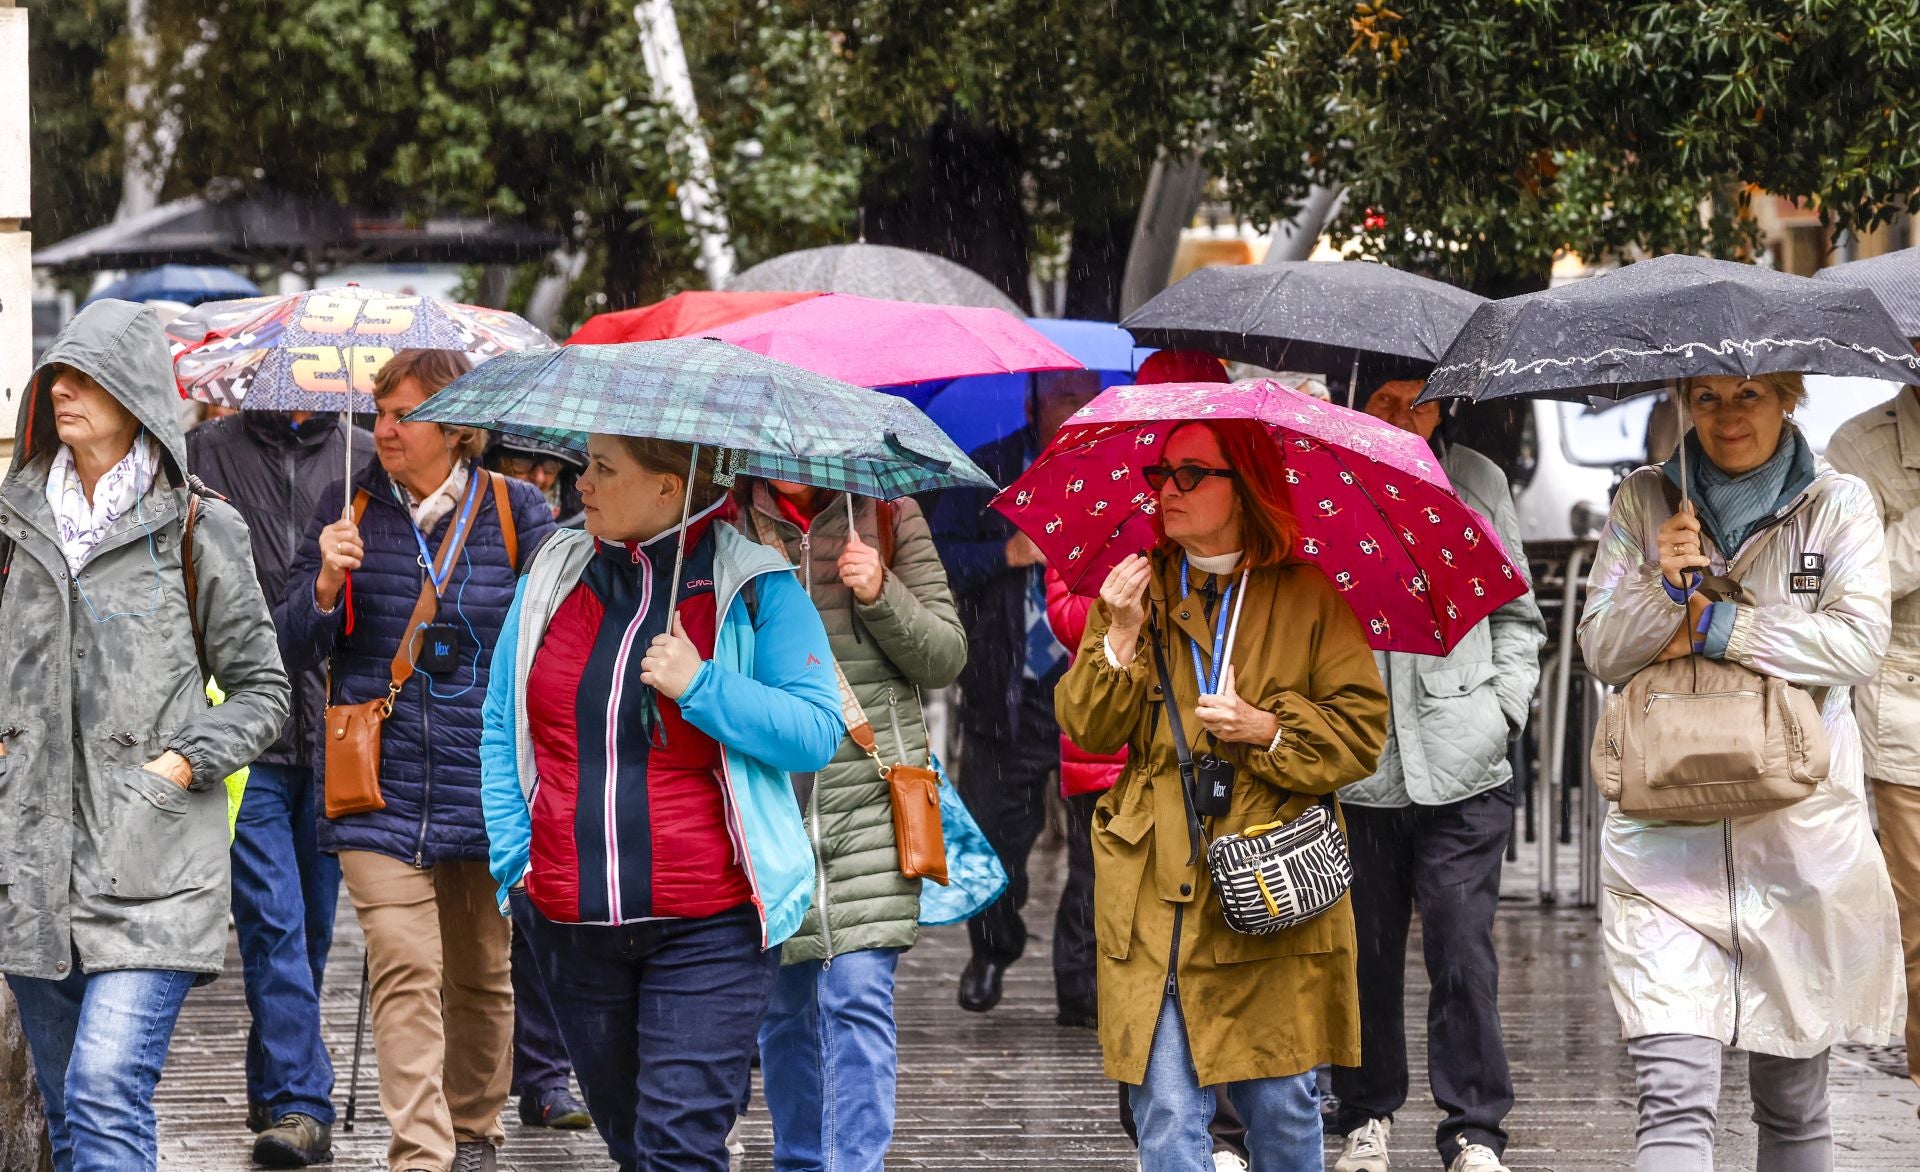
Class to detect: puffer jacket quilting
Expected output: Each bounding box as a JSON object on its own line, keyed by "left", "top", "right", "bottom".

{"left": 277, "top": 461, "right": 555, "bottom": 866}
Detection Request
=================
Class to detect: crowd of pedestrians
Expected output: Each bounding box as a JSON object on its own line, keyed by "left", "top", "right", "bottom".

{"left": 2, "top": 293, "right": 1919, "bottom": 1172}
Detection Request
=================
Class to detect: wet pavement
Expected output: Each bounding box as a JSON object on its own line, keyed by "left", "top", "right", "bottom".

{"left": 153, "top": 832, "right": 1920, "bottom": 1170}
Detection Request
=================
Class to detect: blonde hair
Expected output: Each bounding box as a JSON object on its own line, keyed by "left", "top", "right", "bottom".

{"left": 1678, "top": 371, "right": 1806, "bottom": 413}
{"left": 373, "top": 348, "right": 487, "bottom": 461}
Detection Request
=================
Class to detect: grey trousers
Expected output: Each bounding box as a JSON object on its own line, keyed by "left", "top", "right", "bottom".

{"left": 1627, "top": 1034, "right": 1832, "bottom": 1172}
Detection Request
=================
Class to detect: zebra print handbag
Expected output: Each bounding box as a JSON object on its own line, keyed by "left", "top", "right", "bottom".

{"left": 1147, "top": 619, "right": 1352, "bottom": 936}
{"left": 1204, "top": 801, "right": 1353, "bottom": 935}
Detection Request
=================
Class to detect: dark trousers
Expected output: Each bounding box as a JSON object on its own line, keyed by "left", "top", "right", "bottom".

{"left": 522, "top": 903, "right": 778, "bottom": 1172}
{"left": 1052, "top": 791, "right": 1100, "bottom": 1013}
{"left": 958, "top": 673, "right": 1062, "bottom": 964}
{"left": 231, "top": 762, "right": 340, "bottom": 1123}
{"left": 1332, "top": 789, "right": 1515, "bottom": 1161}
{"left": 509, "top": 891, "right": 575, "bottom": 1098}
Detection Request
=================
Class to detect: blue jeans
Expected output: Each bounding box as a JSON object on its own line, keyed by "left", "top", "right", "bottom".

{"left": 758, "top": 947, "right": 901, "bottom": 1172}
{"left": 521, "top": 902, "right": 778, "bottom": 1172}
{"left": 6, "top": 961, "right": 197, "bottom": 1172}
{"left": 509, "top": 890, "right": 574, "bottom": 1097}
{"left": 230, "top": 761, "right": 340, "bottom": 1122}
{"left": 1130, "top": 994, "right": 1324, "bottom": 1172}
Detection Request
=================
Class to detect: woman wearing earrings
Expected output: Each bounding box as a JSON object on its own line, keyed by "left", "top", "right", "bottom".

{"left": 0, "top": 300, "right": 290, "bottom": 1172}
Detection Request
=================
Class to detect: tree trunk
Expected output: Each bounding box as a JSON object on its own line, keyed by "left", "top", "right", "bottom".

{"left": 859, "top": 111, "right": 1032, "bottom": 311}
{"left": 0, "top": 986, "right": 53, "bottom": 1172}
{"left": 1117, "top": 152, "right": 1206, "bottom": 317}
{"left": 1063, "top": 210, "right": 1138, "bottom": 321}
{"left": 1262, "top": 184, "right": 1345, "bottom": 265}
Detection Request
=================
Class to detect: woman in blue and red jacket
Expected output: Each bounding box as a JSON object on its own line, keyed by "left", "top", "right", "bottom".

{"left": 277, "top": 348, "right": 556, "bottom": 1172}
{"left": 480, "top": 435, "right": 840, "bottom": 1172}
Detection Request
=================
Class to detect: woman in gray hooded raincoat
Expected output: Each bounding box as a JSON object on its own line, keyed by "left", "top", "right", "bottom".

{"left": 0, "top": 300, "right": 290, "bottom": 1172}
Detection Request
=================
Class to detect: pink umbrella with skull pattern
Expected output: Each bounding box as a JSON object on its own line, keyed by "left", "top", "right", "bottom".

{"left": 992, "top": 377, "right": 1528, "bottom": 655}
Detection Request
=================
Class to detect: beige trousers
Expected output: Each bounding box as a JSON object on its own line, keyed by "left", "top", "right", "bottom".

{"left": 340, "top": 850, "right": 513, "bottom": 1172}
{"left": 1872, "top": 779, "right": 1920, "bottom": 1088}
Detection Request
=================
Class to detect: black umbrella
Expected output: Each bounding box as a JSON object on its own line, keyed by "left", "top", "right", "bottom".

{"left": 1120, "top": 262, "right": 1487, "bottom": 376}
{"left": 1419, "top": 254, "right": 1920, "bottom": 406}
{"left": 1815, "top": 246, "right": 1920, "bottom": 338}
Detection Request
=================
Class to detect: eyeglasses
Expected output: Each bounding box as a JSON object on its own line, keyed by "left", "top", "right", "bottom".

{"left": 1142, "top": 464, "right": 1236, "bottom": 493}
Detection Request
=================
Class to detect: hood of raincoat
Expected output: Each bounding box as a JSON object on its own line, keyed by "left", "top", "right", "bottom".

{"left": 0, "top": 299, "right": 291, "bottom": 982}
{"left": 9, "top": 299, "right": 187, "bottom": 491}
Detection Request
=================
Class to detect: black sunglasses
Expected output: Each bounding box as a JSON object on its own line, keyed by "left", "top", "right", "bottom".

{"left": 1142, "top": 464, "right": 1237, "bottom": 493}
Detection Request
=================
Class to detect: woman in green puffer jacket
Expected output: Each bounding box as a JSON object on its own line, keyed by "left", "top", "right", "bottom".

{"left": 736, "top": 477, "right": 966, "bottom": 1172}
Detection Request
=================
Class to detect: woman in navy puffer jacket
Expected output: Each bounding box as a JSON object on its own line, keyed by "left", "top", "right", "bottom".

{"left": 278, "top": 349, "right": 554, "bottom": 1172}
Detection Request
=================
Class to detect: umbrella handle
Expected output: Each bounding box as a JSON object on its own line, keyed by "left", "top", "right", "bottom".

{"left": 342, "top": 411, "right": 353, "bottom": 513}
{"left": 1672, "top": 381, "right": 1690, "bottom": 508}
{"left": 1219, "top": 567, "right": 1251, "bottom": 692}
{"left": 665, "top": 443, "right": 700, "bottom": 617}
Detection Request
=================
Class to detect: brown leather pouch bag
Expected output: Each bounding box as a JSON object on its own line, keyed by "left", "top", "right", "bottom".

{"left": 882, "top": 759, "right": 948, "bottom": 884}
{"left": 323, "top": 476, "right": 508, "bottom": 820}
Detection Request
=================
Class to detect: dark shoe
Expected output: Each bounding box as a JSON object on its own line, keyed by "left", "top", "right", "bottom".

{"left": 1055, "top": 1000, "right": 1097, "bottom": 1028}
{"left": 246, "top": 1102, "right": 271, "bottom": 1135}
{"left": 451, "top": 1141, "right": 498, "bottom": 1172}
{"left": 958, "top": 954, "right": 1008, "bottom": 1013}
{"left": 251, "top": 1114, "right": 333, "bottom": 1167}
{"left": 518, "top": 1086, "right": 593, "bottom": 1130}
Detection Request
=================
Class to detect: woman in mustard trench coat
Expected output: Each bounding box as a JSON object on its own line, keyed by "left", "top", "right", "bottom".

{"left": 1057, "top": 418, "right": 1388, "bottom": 1172}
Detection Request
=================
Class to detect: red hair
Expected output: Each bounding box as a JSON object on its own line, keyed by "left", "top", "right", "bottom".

{"left": 1136, "top": 349, "right": 1229, "bottom": 385}
{"left": 1151, "top": 419, "right": 1298, "bottom": 569}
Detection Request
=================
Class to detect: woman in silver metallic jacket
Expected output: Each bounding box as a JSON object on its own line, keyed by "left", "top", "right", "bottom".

{"left": 1578, "top": 372, "right": 1903, "bottom": 1172}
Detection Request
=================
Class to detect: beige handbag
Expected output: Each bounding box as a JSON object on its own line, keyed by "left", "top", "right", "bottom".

{"left": 1589, "top": 478, "right": 1830, "bottom": 823}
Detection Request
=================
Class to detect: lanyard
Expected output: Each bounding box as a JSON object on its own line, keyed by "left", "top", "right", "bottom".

{"left": 1180, "top": 558, "right": 1236, "bottom": 696}
{"left": 399, "top": 470, "right": 485, "bottom": 598}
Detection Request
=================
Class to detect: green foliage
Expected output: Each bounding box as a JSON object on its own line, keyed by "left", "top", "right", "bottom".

{"left": 1227, "top": 0, "right": 1920, "bottom": 291}
{"left": 21, "top": 0, "right": 126, "bottom": 242}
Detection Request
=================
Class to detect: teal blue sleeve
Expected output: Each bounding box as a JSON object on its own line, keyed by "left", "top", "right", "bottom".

{"left": 1702, "top": 601, "right": 1738, "bottom": 659}
{"left": 480, "top": 583, "right": 532, "bottom": 914}
{"left": 676, "top": 571, "right": 844, "bottom": 773}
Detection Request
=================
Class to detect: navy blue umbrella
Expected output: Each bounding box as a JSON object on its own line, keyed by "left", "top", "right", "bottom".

{"left": 86, "top": 265, "right": 261, "bottom": 307}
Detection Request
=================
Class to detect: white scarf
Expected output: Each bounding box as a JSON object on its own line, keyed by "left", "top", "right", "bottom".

{"left": 46, "top": 435, "right": 161, "bottom": 572}
{"left": 1187, "top": 549, "right": 1244, "bottom": 575}
{"left": 399, "top": 462, "right": 471, "bottom": 534}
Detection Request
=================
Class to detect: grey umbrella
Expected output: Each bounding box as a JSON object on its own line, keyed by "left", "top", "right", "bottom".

{"left": 1120, "top": 261, "right": 1487, "bottom": 375}
{"left": 1419, "top": 254, "right": 1920, "bottom": 405}
{"left": 726, "top": 243, "right": 1023, "bottom": 315}
{"left": 1816, "top": 246, "right": 1920, "bottom": 338}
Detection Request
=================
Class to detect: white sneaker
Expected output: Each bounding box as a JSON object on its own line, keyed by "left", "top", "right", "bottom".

{"left": 1446, "top": 1141, "right": 1509, "bottom": 1172}
{"left": 1213, "top": 1153, "right": 1250, "bottom": 1172}
{"left": 1334, "top": 1117, "right": 1391, "bottom": 1172}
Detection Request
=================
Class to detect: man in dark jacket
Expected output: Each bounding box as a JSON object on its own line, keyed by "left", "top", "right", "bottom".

{"left": 188, "top": 410, "right": 373, "bottom": 1167}
{"left": 930, "top": 370, "right": 1102, "bottom": 1016}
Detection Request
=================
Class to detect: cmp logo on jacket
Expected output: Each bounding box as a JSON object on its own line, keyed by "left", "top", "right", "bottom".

{"left": 1790, "top": 552, "right": 1825, "bottom": 595}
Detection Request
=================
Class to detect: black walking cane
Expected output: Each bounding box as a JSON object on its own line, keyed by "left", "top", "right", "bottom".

{"left": 342, "top": 957, "right": 371, "bottom": 1132}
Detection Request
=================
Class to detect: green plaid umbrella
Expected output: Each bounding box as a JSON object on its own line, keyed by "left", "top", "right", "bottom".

{"left": 404, "top": 337, "right": 996, "bottom": 498}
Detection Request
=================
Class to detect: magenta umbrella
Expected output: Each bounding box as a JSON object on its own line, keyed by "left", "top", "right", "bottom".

{"left": 701, "top": 293, "right": 1082, "bottom": 388}
{"left": 993, "top": 378, "right": 1528, "bottom": 655}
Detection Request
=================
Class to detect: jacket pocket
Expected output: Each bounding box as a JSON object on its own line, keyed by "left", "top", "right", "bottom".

{"left": 105, "top": 764, "right": 219, "bottom": 900}
{"left": 1210, "top": 898, "right": 1338, "bottom": 964}
{"left": 1092, "top": 805, "right": 1152, "bottom": 962}
{"left": 1417, "top": 661, "right": 1498, "bottom": 698}
{"left": 0, "top": 753, "right": 16, "bottom": 886}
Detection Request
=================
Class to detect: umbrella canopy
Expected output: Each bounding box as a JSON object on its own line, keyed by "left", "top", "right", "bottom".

{"left": 1121, "top": 262, "right": 1487, "bottom": 373}
{"left": 912, "top": 318, "right": 1153, "bottom": 452}
{"left": 727, "top": 243, "right": 1024, "bottom": 315}
{"left": 1815, "top": 246, "right": 1920, "bottom": 338}
{"left": 168, "top": 287, "right": 555, "bottom": 412}
{"left": 994, "top": 378, "right": 1528, "bottom": 655}
{"left": 1422, "top": 254, "right": 1920, "bottom": 405}
{"left": 702, "top": 294, "right": 1083, "bottom": 388}
{"left": 85, "top": 265, "right": 261, "bottom": 307}
{"left": 405, "top": 338, "right": 996, "bottom": 499}
{"left": 565, "top": 290, "right": 821, "bottom": 345}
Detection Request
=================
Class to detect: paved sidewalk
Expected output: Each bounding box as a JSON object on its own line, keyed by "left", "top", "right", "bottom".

{"left": 154, "top": 836, "right": 1920, "bottom": 1169}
